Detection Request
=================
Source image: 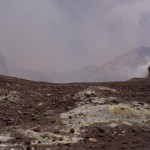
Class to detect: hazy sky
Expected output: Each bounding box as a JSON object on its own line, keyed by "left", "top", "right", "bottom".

{"left": 0, "top": 0, "right": 150, "bottom": 73}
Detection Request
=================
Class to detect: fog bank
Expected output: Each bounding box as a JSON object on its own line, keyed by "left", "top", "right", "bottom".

{"left": 0, "top": 0, "right": 150, "bottom": 81}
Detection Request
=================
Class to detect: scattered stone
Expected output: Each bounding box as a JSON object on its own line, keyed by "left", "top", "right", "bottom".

{"left": 101, "top": 145, "right": 106, "bottom": 148}
{"left": 89, "top": 138, "right": 97, "bottom": 142}
{"left": 46, "top": 93, "right": 53, "bottom": 97}
{"left": 52, "top": 139, "right": 56, "bottom": 142}
{"left": 85, "top": 93, "right": 91, "bottom": 98}
{"left": 132, "top": 129, "right": 136, "bottom": 133}
{"left": 122, "top": 131, "right": 126, "bottom": 134}
{"left": 33, "top": 127, "right": 41, "bottom": 132}
{"left": 25, "top": 141, "right": 31, "bottom": 145}
{"left": 16, "top": 136, "right": 22, "bottom": 140}
{"left": 51, "top": 120, "right": 56, "bottom": 124}
{"left": 65, "top": 143, "right": 71, "bottom": 146}
{"left": 31, "top": 117, "right": 38, "bottom": 121}
{"left": 133, "top": 139, "right": 140, "bottom": 144}
{"left": 6, "top": 118, "right": 14, "bottom": 126}
{"left": 138, "top": 102, "right": 144, "bottom": 105}
{"left": 121, "top": 107, "right": 126, "bottom": 111}
{"left": 54, "top": 130, "right": 60, "bottom": 134}
{"left": 129, "top": 145, "right": 134, "bottom": 149}
{"left": 98, "top": 128, "right": 105, "bottom": 133}
{"left": 59, "top": 137, "right": 63, "bottom": 141}
{"left": 84, "top": 136, "right": 89, "bottom": 140}
{"left": 69, "top": 116, "right": 72, "bottom": 119}
{"left": 26, "top": 146, "right": 31, "bottom": 150}
{"left": 120, "top": 146, "right": 126, "bottom": 149}
{"left": 122, "top": 141, "right": 128, "bottom": 144}
{"left": 64, "top": 107, "right": 69, "bottom": 111}
{"left": 70, "top": 128, "right": 75, "bottom": 133}
{"left": 99, "top": 133, "right": 106, "bottom": 137}
{"left": 112, "top": 99, "right": 119, "bottom": 103}
{"left": 78, "top": 113, "right": 84, "bottom": 116}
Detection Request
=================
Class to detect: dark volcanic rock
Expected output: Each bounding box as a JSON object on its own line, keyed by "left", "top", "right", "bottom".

{"left": 0, "top": 75, "right": 149, "bottom": 149}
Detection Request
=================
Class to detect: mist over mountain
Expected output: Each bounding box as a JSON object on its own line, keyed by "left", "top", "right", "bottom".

{"left": 49, "top": 46, "right": 150, "bottom": 83}
{"left": 2, "top": 1, "right": 150, "bottom": 83}
{"left": 7, "top": 46, "right": 150, "bottom": 83}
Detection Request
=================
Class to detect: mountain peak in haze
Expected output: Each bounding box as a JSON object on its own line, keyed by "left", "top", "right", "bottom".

{"left": 8, "top": 46, "right": 150, "bottom": 83}
{"left": 50, "top": 46, "right": 150, "bottom": 83}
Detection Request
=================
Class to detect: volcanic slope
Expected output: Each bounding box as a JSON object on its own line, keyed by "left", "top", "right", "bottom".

{"left": 50, "top": 46, "right": 150, "bottom": 83}
{"left": 0, "top": 75, "right": 149, "bottom": 150}
{"left": 8, "top": 46, "right": 150, "bottom": 83}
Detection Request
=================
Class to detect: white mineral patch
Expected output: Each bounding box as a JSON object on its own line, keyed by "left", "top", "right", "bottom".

{"left": 97, "top": 86, "right": 118, "bottom": 93}
{"left": 76, "top": 86, "right": 118, "bottom": 99}
{"left": 83, "top": 90, "right": 95, "bottom": 95}
{"left": 0, "top": 133, "right": 13, "bottom": 141}
{"left": 108, "top": 123, "right": 118, "bottom": 128}
{"left": 18, "top": 129, "right": 82, "bottom": 146}
{"left": 92, "top": 97, "right": 118, "bottom": 104}
{"left": 75, "top": 90, "right": 96, "bottom": 100}
{"left": 0, "top": 133, "right": 19, "bottom": 149}
{"left": 37, "top": 102, "right": 43, "bottom": 106}
{"left": 74, "top": 86, "right": 119, "bottom": 106}
{"left": 60, "top": 102, "right": 150, "bottom": 132}
{"left": 0, "top": 144, "right": 25, "bottom": 150}
{"left": 0, "top": 90, "right": 19, "bottom": 101}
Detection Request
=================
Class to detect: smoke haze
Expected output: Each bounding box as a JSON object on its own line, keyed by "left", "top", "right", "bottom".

{"left": 1, "top": 0, "right": 150, "bottom": 81}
